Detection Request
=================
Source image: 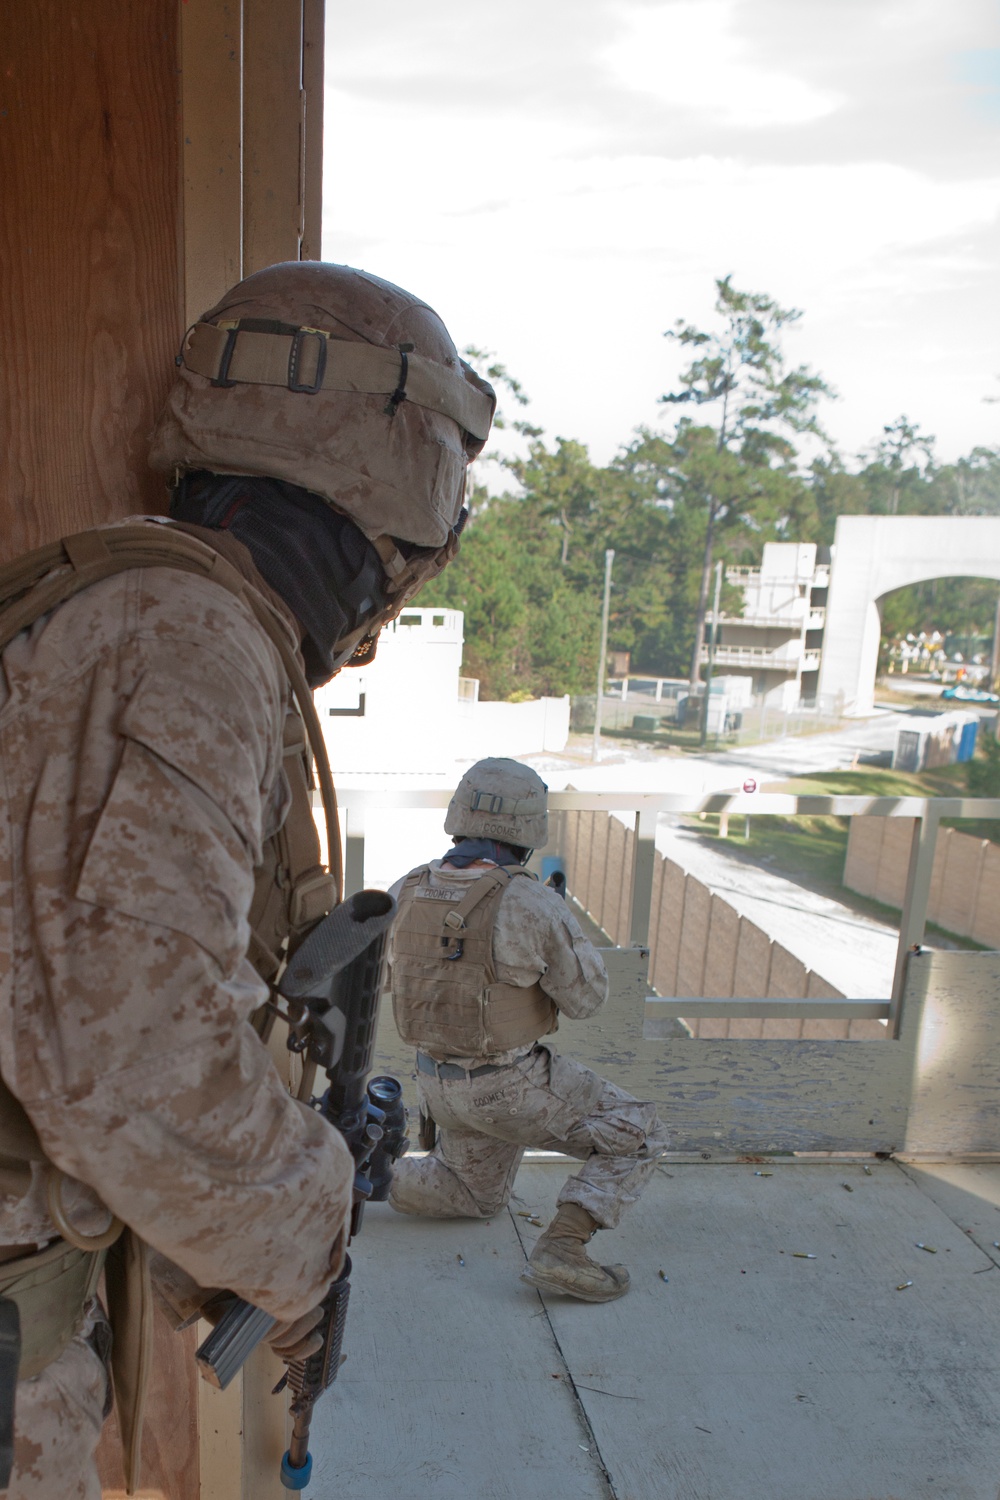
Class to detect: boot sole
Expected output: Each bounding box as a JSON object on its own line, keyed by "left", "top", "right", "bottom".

{"left": 520, "top": 1264, "right": 630, "bottom": 1303}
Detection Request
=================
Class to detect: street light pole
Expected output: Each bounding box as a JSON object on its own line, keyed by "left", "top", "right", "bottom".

{"left": 699, "top": 559, "right": 723, "bottom": 747}
{"left": 592, "top": 548, "right": 615, "bottom": 763}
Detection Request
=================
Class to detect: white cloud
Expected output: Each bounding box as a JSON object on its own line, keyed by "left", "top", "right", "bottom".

{"left": 600, "top": 0, "right": 845, "bottom": 127}
{"left": 323, "top": 2, "right": 1000, "bottom": 466}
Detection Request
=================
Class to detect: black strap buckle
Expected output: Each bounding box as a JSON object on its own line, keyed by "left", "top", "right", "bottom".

{"left": 211, "top": 327, "right": 240, "bottom": 388}
{"left": 470, "top": 791, "right": 503, "bottom": 813}
{"left": 288, "top": 329, "right": 328, "bottom": 394}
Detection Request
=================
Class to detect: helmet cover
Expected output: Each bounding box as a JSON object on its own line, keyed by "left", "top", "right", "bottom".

{"left": 149, "top": 262, "right": 495, "bottom": 552}
{"left": 445, "top": 758, "right": 549, "bottom": 849}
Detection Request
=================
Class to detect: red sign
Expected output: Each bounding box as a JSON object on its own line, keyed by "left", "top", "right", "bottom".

{"left": 742, "top": 777, "right": 758, "bottom": 794}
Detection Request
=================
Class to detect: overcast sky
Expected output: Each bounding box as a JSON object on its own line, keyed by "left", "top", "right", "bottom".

{"left": 323, "top": 0, "right": 1000, "bottom": 470}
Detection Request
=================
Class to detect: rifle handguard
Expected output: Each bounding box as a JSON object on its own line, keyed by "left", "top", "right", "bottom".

{"left": 195, "top": 890, "right": 398, "bottom": 1391}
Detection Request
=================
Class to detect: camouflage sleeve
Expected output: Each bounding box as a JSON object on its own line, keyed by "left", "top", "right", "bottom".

{"left": 492, "top": 880, "right": 609, "bottom": 1019}
{"left": 4, "top": 582, "right": 352, "bottom": 1324}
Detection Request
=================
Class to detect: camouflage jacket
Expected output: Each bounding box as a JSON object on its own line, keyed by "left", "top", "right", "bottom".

{"left": 0, "top": 555, "right": 351, "bottom": 1322}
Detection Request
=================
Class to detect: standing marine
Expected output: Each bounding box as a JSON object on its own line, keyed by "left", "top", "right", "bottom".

{"left": 388, "top": 757, "right": 669, "bottom": 1301}
{"left": 0, "top": 260, "right": 494, "bottom": 1499}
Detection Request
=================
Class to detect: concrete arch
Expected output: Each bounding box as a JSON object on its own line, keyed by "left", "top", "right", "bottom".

{"left": 817, "top": 516, "right": 1000, "bottom": 714}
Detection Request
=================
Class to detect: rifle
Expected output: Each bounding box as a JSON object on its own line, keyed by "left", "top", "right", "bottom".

{"left": 195, "top": 888, "right": 408, "bottom": 1491}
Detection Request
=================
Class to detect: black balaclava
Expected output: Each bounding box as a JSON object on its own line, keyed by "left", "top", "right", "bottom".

{"left": 443, "top": 838, "right": 530, "bottom": 869}
{"left": 170, "top": 471, "right": 389, "bottom": 687}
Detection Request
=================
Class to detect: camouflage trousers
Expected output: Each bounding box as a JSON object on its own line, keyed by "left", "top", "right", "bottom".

{"left": 389, "top": 1044, "right": 669, "bottom": 1228}
{"left": 8, "top": 1305, "right": 109, "bottom": 1500}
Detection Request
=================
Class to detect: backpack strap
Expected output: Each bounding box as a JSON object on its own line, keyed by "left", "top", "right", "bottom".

{"left": 0, "top": 524, "right": 343, "bottom": 901}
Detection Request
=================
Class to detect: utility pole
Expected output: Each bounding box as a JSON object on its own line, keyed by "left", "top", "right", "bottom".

{"left": 699, "top": 559, "right": 723, "bottom": 747}
{"left": 592, "top": 549, "right": 615, "bottom": 762}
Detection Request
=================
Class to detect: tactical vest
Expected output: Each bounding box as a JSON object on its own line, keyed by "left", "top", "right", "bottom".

{"left": 392, "top": 865, "right": 558, "bottom": 1060}
{"left": 0, "top": 522, "right": 341, "bottom": 1492}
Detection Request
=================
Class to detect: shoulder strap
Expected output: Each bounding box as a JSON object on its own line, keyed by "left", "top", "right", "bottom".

{"left": 0, "top": 525, "right": 343, "bottom": 900}
{"left": 440, "top": 867, "right": 511, "bottom": 935}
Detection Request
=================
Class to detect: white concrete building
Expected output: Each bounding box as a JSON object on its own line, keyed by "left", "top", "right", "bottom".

{"left": 818, "top": 515, "right": 1000, "bottom": 715}
{"left": 702, "top": 542, "right": 829, "bottom": 711}
{"left": 315, "top": 606, "right": 572, "bottom": 888}
{"left": 316, "top": 606, "right": 571, "bottom": 776}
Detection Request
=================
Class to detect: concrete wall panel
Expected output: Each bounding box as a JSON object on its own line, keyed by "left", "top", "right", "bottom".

{"left": 875, "top": 819, "right": 913, "bottom": 909}
{"left": 843, "top": 816, "right": 883, "bottom": 897}
{"left": 733, "top": 918, "right": 773, "bottom": 999}
{"left": 646, "top": 852, "right": 665, "bottom": 988}
{"left": 651, "top": 860, "right": 686, "bottom": 998}
{"left": 804, "top": 972, "right": 850, "bottom": 1039}
{"left": 619, "top": 825, "right": 635, "bottom": 945}
{"left": 676, "top": 878, "right": 711, "bottom": 997}
{"left": 937, "top": 834, "right": 987, "bottom": 939}
{"left": 603, "top": 818, "right": 626, "bottom": 944}
{"left": 588, "top": 815, "right": 609, "bottom": 928}
{"left": 972, "top": 844, "right": 1000, "bottom": 948}
{"left": 845, "top": 818, "right": 1000, "bottom": 947}
{"left": 703, "top": 896, "right": 738, "bottom": 999}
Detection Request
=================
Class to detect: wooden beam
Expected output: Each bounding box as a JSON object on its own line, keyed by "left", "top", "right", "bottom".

{"left": 300, "top": 0, "right": 326, "bottom": 261}
{"left": 0, "top": 0, "right": 181, "bottom": 554}
{"left": 179, "top": 0, "right": 243, "bottom": 323}
{"left": 243, "top": 0, "right": 305, "bottom": 274}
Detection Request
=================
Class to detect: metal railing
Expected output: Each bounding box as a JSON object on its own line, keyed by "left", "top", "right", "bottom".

{"left": 329, "top": 786, "right": 1000, "bottom": 1042}
{"left": 699, "top": 644, "right": 823, "bottom": 672}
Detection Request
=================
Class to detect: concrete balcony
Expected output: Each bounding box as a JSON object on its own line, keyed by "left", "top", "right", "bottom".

{"left": 700, "top": 644, "right": 801, "bottom": 672}
{"left": 309, "top": 785, "right": 1000, "bottom": 1500}
{"left": 715, "top": 611, "right": 805, "bottom": 629}
{"left": 314, "top": 1157, "right": 1000, "bottom": 1500}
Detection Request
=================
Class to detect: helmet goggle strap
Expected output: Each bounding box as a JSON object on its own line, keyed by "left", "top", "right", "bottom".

{"left": 180, "top": 320, "right": 496, "bottom": 459}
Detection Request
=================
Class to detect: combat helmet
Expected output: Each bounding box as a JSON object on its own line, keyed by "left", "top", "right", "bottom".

{"left": 149, "top": 261, "right": 495, "bottom": 658}
{"left": 445, "top": 759, "right": 549, "bottom": 850}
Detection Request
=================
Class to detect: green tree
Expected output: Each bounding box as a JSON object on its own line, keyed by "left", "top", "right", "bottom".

{"left": 937, "top": 446, "right": 1000, "bottom": 515}
{"left": 659, "top": 276, "right": 833, "bottom": 684}
{"left": 968, "top": 736, "right": 1000, "bottom": 797}
{"left": 509, "top": 436, "right": 614, "bottom": 569}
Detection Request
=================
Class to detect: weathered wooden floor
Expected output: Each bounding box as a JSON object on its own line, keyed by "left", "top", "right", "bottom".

{"left": 310, "top": 1159, "right": 1000, "bottom": 1500}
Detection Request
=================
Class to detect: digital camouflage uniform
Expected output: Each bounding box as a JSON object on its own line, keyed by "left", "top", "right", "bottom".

{"left": 0, "top": 557, "right": 353, "bottom": 1497}
{"left": 0, "top": 259, "right": 494, "bottom": 1493}
{"left": 388, "top": 861, "right": 670, "bottom": 1233}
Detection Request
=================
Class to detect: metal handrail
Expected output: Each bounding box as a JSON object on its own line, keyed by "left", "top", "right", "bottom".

{"left": 329, "top": 787, "right": 1000, "bottom": 1038}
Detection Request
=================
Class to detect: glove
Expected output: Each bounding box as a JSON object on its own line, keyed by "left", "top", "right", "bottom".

{"left": 266, "top": 1304, "right": 325, "bottom": 1363}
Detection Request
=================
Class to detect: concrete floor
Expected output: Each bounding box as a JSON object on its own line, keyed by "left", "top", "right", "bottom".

{"left": 309, "top": 1158, "right": 1000, "bottom": 1500}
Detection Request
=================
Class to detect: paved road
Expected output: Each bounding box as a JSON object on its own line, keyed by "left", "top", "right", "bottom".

{"left": 528, "top": 712, "right": 935, "bottom": 998}
{"left": 534, "top": 709, "right": 906, "bottom": 797}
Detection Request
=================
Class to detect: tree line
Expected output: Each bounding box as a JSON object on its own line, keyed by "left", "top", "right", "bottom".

{"left": 419, "top": 278, "right": 1000, "bottom": 701}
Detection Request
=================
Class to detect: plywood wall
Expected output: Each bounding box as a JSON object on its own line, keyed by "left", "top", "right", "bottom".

{"left": 1, "top": 3, "right": 326, "bottom": 1495}
{"left": 0, "top": 0, "right": 326, "bottom": 565}
{"left": 0, "top": 0, "right": 182, "bottom": 556}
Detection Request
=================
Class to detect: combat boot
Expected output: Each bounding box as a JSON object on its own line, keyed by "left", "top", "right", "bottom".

{"left": 520, "top": 1202, "right": 630, "bottom": 1302}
